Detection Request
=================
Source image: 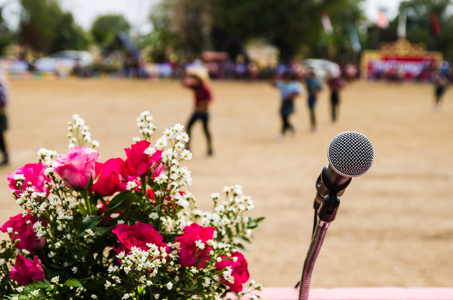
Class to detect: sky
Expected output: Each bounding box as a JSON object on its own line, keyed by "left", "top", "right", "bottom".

{"left": 1, "top": 0, "right": 402, "bottom": 34}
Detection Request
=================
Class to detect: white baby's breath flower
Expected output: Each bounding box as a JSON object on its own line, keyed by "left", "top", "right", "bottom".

{"left": 163, "top": 129, "right": 173, "bottom": 139}
{"left": 126, "top": 181, "right": 137, "bottom": 191}
{"left": 180, "top": 150, "right": 192, "bottom": 160}
{"left": 172, "top": 123, "right": 184, "bottom": 134}
{"left": 195, "top": 240, "right": 205, "bottom": 250}
{"left": 31, "top": 289, "right": 40, "bottom": 296}
{"left": 161, "top": 149, "right": 173, "bottom": 163}
{"left": 155, "top": 174, "right": 168, "bottom": 185}
{"left": 174, "top": 142, "right": 185, "bottom": 151}
{"left": 13, "top": 174, "right": 25, "bottom": 181}
{"left": 154, "top": 137, "right": 168, "bottom": 150}
{"left": 145, "top": 147, "right": 156, "bottom": 155}
{"left": 167, "top": 282, "right": 173, "bottom": 290}
{"left": 149, "top": 212, "right": 159, "bottom": 220}
{"left": 180, "top": 132, "right": 189, "bottom": 142}
{"left": 51, "top": 276, "right": 59, "bottom": 284}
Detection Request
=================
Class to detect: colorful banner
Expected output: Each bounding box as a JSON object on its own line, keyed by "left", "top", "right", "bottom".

{"left": 361, "top": 50, "right": 443, "bottom": 81}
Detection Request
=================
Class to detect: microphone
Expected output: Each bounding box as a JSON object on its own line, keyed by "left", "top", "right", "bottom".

{"left": 298, "top": 131, "right": 375, "bottom": 299}
{"left": 314, "top": 131, "right": 375, "bottom": 211}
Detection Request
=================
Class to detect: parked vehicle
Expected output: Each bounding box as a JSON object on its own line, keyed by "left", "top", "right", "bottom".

{"left": 302, "top": 59, "right": 340, "bottom": 81}
{"left": 34, "top": 51, "right": 92, "bottom": 73}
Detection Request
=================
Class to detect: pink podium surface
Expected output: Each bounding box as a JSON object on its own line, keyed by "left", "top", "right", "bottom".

{"left": 259, "top": 287, "right": 453, "bottom": 300}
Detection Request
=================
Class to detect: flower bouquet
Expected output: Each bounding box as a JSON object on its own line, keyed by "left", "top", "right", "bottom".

{"left": 0, "top": 112, "right": 264, "bottom": 300}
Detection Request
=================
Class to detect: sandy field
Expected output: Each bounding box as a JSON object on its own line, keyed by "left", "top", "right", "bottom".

{"left": 0, "top": 78, "right": 452, "bottom": 289}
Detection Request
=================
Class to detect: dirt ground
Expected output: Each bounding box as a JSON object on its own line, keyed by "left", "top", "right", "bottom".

{"left": 0, "top": 78, "right": 452, "bottom": 289}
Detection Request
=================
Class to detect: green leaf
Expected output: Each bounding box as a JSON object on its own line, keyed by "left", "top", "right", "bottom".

{"left": 235, "top": 243, "right": 246, "bottom": 251}
{"left": 78, "top": 215, "right": 99, "bottom": 236}
{"left": 103, "top": 191, "right": 138, "bottom": 216}
{"left": 237, "top": 235, "right": 251, "bottom": 244}
{"left": 255, "top": 216, "right": 265, "bottom": 223}
{"left": 64, "top": 278, "right": 83, "bottom": 287}
{"left": 95, "top": 226, "right": 111, "bottom": 236}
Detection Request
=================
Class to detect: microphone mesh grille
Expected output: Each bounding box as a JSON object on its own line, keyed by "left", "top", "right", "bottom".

{"left": 328, "top": 131, "right": 374, "bottom": 177}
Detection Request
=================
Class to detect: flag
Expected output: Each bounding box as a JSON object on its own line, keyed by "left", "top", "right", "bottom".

{"left": 397, "top": 10, "right": 407, "bottom": 39}
{"left": 321, "top": 14, "right": 333, "bottom": 34}
{"left": 377, "top": 11, "right": 389, "bottom": 28}
{"left": 349, "top": 27, "right": 361, "bottom": 52}
{"left": 430, "top": 14, "right": 441, "bottom": 36}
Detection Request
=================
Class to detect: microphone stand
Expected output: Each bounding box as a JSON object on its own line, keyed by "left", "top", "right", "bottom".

{"left": 298, "top": 194, "right": 339, "bottom": 300}
{"left": 298, "top": 166, "right": 347, "bottom": 300}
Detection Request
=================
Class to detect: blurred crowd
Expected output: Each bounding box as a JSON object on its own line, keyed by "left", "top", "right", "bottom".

{"left": 2, "top": 53, "right": 360, "bottom": 83}
{"left": 4, "top": 51, "right": 452, "bottom": 87}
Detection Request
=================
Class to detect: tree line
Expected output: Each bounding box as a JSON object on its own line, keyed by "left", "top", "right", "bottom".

{"left": 0, "top": 0, "right": 452, "bottom": 63}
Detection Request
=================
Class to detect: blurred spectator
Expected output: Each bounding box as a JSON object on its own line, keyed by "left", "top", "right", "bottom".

{"left": 326, "top": 71, "right": 347, "bottom": 122}
{"left": 271, "top": 71, "right": 304, "bottom": 141}
{"left": 304, "top": 68, "right": 322, "bottom": 131}
{"left": 0, "top": 72, "right": 9, "bottom": 166}
{"left": 433, "top": 69, "right": 449, "bottom": 109}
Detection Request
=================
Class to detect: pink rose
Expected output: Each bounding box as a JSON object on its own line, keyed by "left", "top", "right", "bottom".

{"left": 120, "top": 140, "right": 163, "bottom": 181}
{"left": 10, "top": 255, "right": 45, "bottom": 286}
{"left": 175, "top": 223, "right": 215, "bottom": 268}
{"left": 7, "top": 162, "right": 51, "bottom": 198}
{"left": 52, "top": 146, "right": 99, "bottom": 190}
{"left": 215, "top": 251, "right": 250, "bottom": 293}
{"left": 112, "top": 222, "right": 167, "bottom": 255}
{"left": 90, "top": 158, "right": 127, "bottom": 196}
{"left": 0, "top": 213, "right": 45, "bottom": 253}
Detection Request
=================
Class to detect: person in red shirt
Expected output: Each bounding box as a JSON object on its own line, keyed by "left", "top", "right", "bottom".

{"left": 182, "top": 67, "right": 213, "bottom": 156}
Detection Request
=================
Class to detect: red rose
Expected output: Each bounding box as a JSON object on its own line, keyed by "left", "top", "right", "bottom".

{"left": 7, "top": 162, "right": 51, "bottom": 198}
{"left": 90, "top": 158, "right": 127, "bottom": 196}
{"left": 10, "top": 255, "right": 45, "bottom": 286}
{"left": 52, "top": 146, "right": 99, "bottom": 190}
{"left": 175, "top": 223, "right": 215, "bottom": 268}
{"left": 112, "top": 222, "right": 167, "bottom": 255}
{"left": 120, "top": 140, "right": 163, "bottom": 181}
{"left": 215, "top": 251, "right": 250, "bottom": 293}
{"left": 0, "top": 213, "right": 45, "bottom": 253}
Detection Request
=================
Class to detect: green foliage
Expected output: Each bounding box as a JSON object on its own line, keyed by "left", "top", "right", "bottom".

{"left": 51, "top": 12, "right": 90, "bottom": 52}
{"left": 152, "top": 0, "right": 366, "bottom": 62}
{"left": 0, "top": 8, "right": 13, "bottom": 56}
{"left": 18, "top": 0, "right": 89, "bottom": 54}
{"left": 148, "top": 1, "right": 181, "bottom": 62}
{"left": 90, "top": 14, "right": 131, "bottom": 50}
